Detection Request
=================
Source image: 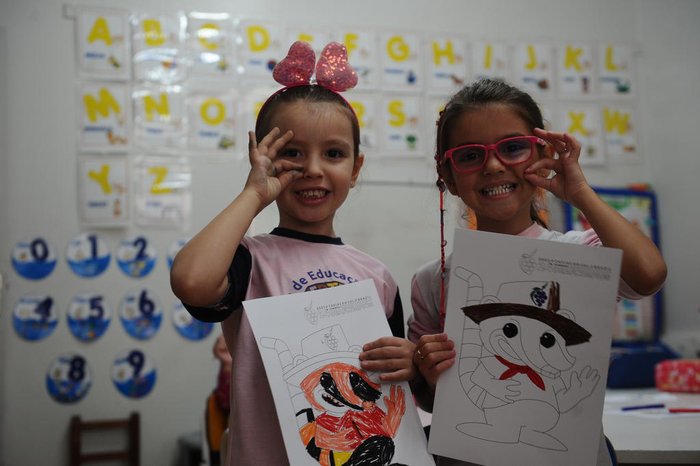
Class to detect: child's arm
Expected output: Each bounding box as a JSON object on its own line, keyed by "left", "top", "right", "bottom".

{"left": 170, "top": 129, "right": 301, "bottom": 307}
{"left": 526, "top": 129, "right": 667, "bottom": 296}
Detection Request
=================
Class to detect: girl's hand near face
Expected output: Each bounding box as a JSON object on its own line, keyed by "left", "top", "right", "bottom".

{"left": 245, "top": 129, "right": 303, "bottom": 207}
{"left": 524, "top": 129, "right": 593, "bottom": 207}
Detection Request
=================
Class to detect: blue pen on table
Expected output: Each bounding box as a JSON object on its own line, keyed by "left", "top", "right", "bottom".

{"left": 621, "top": 403, "right": 666, "bottom": 411}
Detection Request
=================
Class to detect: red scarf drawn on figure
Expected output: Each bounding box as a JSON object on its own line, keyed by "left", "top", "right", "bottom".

{"left": 495, "top": 354, "right": 545, "bottom": 391}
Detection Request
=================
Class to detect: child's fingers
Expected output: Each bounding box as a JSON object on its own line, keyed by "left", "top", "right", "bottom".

{"left": 267, "top": 129, "right": 294, "bottom": 158}
{"left": 416, "top": 333, "right": 450, "bottom": 349}
{"left": 540, "top": 130, "right": 583, "bottom": 162}
{"left": 362, "top": 336, "right": 401, "bottom": 352}
{"left": 272, "top": 160, "right": 303, "bottom": 185}
{"left": 256, "top": 127, "right": 281, "bottom": 153}
{"left": 525, "top": 157, "right": 557, "bottom": 173}
{"left": 360, "top": 337, "right": 414, "bottom": 361}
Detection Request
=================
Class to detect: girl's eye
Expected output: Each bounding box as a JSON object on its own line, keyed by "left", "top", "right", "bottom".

{"left": 280, "top": 148, "right": 302, "bottom": 159}
{"left": 326, "top": 149, "right": 345, "bottom": 159}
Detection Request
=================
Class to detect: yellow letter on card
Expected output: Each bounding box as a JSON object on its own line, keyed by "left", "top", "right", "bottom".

{"left": 84, "top": 88, "right": 121, "bottom": 122}
{"left": 387, "top": 36, "right": 409, "bottom": 62}
{"left": 88, "top": 164, "right": 112, "bottom": 194}
{"left": 143, "top": 19, "right": 166, "bottom": 47}
{"left": 247, "top": 25, "right": 270, "bottom": 52}
{"left": 88, "top": 17, "right": 112, "bottom": 45}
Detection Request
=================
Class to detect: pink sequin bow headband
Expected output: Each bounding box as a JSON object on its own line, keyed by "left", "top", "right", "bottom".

{"left": 256, "top": 41, "right": 359, "bottom": 129}
{"left": 273, "top": 40, "right": 358, "bottom": 91}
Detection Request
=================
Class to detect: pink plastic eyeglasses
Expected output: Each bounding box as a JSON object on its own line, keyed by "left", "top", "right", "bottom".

{"left": 444, "top": 136, "right": 546, "bottom": 174}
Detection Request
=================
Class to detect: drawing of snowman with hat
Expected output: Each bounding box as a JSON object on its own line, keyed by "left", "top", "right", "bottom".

{"left": 453, "top": 268, "right": 599, "bottom": 451}
{"left": 262, "top": 324, "right": 406, "bottom": 465}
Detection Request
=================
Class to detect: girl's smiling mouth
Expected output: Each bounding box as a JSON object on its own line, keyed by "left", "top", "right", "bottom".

{"left": 481, "top": 183, "right": 516, "bottom": 197}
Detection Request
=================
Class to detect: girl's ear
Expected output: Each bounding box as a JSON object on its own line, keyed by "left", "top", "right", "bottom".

{"left": 351, "top": 153, "right": 365, "bottom": 186}
{"left": 438, "top": 162, "right": 459, "bottom": 195}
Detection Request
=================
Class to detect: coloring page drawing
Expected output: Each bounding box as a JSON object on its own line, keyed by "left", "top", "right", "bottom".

{"left": 429, "top": 229, "right": 622, "bottom": 466}
{"left": 245, "top": 279, "right": 435, "bottom": 466}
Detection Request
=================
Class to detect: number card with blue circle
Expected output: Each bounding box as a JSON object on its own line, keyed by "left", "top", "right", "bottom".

{"left": 116, "top": 235, "right": 157, "bottom": 278}
{"left": 119, "top": 287, "right": 163, "bottom": 340}
{"left": 167, "top": 237, "right": 189, "bottom": 269}
{"left": 66, "top": 232, "right": 111, "bottom": 278}
{"left": 11, "top": 237, "right": 58, "bottom": 280}
{"left": 67, "top": 292, "right": 112, "bottom": 342}
{"left": 46, "top": 353, "right": 92, "bottom": 403}
{"left": 111, "top": 348, "right": 156, "bottom": 399}
{"left": 172, "top": 301, "right": 213, "bottom": 341}
{"left": 13, "top": 294, "right": 59, "bottom": 341}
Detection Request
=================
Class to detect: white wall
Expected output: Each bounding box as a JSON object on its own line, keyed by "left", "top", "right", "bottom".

{"left": 1, "top": 1, "right": 699, "bottom": 465}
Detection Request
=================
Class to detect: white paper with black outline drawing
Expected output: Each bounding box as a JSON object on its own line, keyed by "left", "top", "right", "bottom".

{"left": 245, "top": 279, "right": 435, "bottom": 466}
{"left": 429, "top": 228, "right": 621, "bottom": 466}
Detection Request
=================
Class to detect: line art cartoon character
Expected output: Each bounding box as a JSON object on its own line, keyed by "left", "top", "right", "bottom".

{"left": 454, "top": 274, "right": 599, "bottom": 451}
{"left": 262, "top": 325, "right": 407, "bottom": 465}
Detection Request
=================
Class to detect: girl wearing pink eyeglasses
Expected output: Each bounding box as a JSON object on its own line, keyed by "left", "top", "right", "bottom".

{"left": 407, "top": 78, "right": 666, "bottom": 465}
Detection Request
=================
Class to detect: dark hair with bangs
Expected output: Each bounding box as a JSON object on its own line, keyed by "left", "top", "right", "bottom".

{"left": 255, "top": 84, "right": 360, "bottom": 157}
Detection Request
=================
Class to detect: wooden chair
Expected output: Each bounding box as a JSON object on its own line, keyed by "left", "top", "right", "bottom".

{"left": 69, "top": 412, "right": 140, "bottom": 466}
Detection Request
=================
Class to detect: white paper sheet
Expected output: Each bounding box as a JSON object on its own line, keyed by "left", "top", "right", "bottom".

{"left": 244, "top": 279, "right": 435, "bottom": 466}
{"left": 429, "top": 229, "right": 622, "bottom": 466}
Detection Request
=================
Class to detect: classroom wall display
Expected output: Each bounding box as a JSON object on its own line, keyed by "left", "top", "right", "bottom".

{"left": 74, "top": 6, "right": 131, "bottom": 80}
{"left": 602, "top": 103, "right": 639, "bottom": 163}
{"left": 557, "top": 102, "right": 606, "bottom": 165}
{"left": 111, "top": 348, "right": 157, "bottom": 398}
{"left": 11, "top": 237, "right": 58, "bottom": 280}
{"left": 131, "top": 155, "right": 192, "bottom": 228}
{"left": 426, "top": 36, "right": 470, "bottom": 96}
{"left": 116, "top": 235, "right": 158, "bottom": 278}
{"left": 77, "top": 81, "right": 131, "bottom": 153}
{"left": 379, "top": 32, "right": 423, "bottom": 92}
{"left": 563, "top": 187, "right": 662, "bottom": 342}
{"left": 119, "top": 287, "right": 163, "bottom": 340}
{"left": 471, "top": 40, "right": 510, "bottom": 82}
{"left": 512, "top": 42, "right": 555, "bottom": 99}
{"left": 429, "top": 229, "right": 622, "bottom": 466}
{"left": 245, "top": 279, "right": 435, "bottom": 465}
{"left": 166, "top": 237, "right": 190, "bottom": 269}
{"left": 347, "top": 93, "right": 380, "bottom": 152}
{"left": 67, "top": 292, "right": 112, "bottom": 342}
{"left": 172, "top": 301, "right": 214, "bottom": 341}
{"left": 132, "top": 84, "right": 187, "bottom": 149}
{"left": 333, "top": 29, "right": 380, "bottom": 91}
{"left": 13, "top": 294, "right": 58, "bottom": 341}
{"left": 186, "top": 89, "right": 239, "bottom": 154}
{"left": 65, "top": 232, "right": 112, "bottom": 278}
{"left": 66, "top": 6, "right": 644, "bottom": 213}
{"left": 78, "top": 156, "right": 129, "bottom": 226}
{"left": 556, "top": 42, "right": 596, "bottom": 98}
{"left": 380, "top": 94, "right": 424, "bottom": 156}
{"left": 598, "top": 43, "right": 636, "bottom": 98}
{"left": 130, "top": 11, "right": 187, "bottom": 84}
{"left": 46, "top": 353, "right": 92, "bottom": 404}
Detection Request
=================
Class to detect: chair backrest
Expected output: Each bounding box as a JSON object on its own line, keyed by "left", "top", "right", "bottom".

{"left": 69, "top": 412, "right": 140, "bottom": 466}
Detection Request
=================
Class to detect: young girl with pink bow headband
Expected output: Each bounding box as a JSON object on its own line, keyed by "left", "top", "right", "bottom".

{"left": 171, "top": 41, "right": 417, "bottom": 466}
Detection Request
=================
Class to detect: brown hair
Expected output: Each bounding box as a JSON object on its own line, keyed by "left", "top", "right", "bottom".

{"left": 255, "top": 84, "right": 361, "bottom": 158}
